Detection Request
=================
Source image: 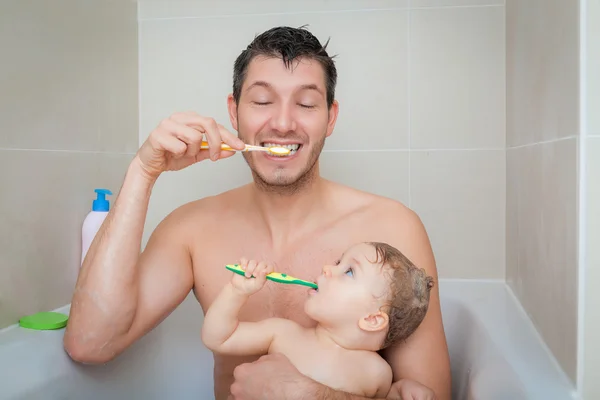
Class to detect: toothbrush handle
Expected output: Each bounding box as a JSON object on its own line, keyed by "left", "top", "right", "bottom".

{"left": 199, "top": 141, "right": 268, "bottom": 152}
{"left": 199, "top": 141, "right": 243, "bottom": 152}
{"left": 268, "top": 275, "right": 318, "bottom": 289}
{"left": 224, "top": 265, "right": 318, "bottom": 289}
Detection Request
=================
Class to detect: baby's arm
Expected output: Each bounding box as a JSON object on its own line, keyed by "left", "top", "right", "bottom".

{"left": 201, "top": 260, "right": 295, "bottom": 356}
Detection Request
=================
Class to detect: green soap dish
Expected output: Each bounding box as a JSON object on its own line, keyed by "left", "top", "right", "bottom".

{"left": 19, "top": 311, "right": 69, "bottom": 330}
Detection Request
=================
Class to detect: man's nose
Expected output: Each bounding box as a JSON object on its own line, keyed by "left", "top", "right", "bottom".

{"left": 270, "top": 103, "right": 297, "bottom": 134}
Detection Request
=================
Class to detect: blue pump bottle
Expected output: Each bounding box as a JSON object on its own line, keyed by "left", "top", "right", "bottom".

{"left": 81, "top": 189, "right": 112, "bottom": 265}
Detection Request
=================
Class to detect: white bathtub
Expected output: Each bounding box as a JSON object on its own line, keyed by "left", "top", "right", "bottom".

{"left": 0, "top": 280, "right": 578, "bottom": 400}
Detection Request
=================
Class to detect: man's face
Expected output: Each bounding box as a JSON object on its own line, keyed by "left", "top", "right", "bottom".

{"left": 227, "top": 56, "right": 339, "bottom": 192}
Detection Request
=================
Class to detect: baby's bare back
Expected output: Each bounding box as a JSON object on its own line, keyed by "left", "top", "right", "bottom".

{"left": 272, "top": 327, "right": 390, "bottom": 397}
{"left": 189, "top": 183, "right": 411, "bottom": 399}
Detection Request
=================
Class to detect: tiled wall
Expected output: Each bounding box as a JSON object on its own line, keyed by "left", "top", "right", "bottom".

{"left": 583, "top": 0, "right": 600, "bottom": 397}
{"left": 505, "top": 0, "right": 579, "bottom": 384}
{"left": 138, "top": 0, "right": 506, "bottom": 280}
{"left": 0, "top": 1, "right": 138, "bottom": 329}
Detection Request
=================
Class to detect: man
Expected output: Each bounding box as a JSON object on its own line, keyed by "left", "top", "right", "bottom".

{"left": 64, "top": 26, "right": 452, "bottom": 400}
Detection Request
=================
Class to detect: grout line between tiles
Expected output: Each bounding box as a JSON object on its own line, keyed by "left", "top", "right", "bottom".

{"left": 138, "top": 4, "right": 504, "bottom": 22}
{"left": 410, "top": 4, "right": 504, "bottom": 10}
{"left": 507, "top": 135, "right": 578, "bottom": 150}
{"left": 0, "top": 148, "right": 136, "bottom": 156}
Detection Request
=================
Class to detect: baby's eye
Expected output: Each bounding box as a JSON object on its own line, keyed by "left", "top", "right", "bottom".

{"left": 345, "top": 268, "right": 354, "bottom": 277}
{"left": 334, "top": 259, "right": 341, "bottom": 266}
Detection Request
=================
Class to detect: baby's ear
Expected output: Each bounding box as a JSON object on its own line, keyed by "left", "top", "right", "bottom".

{"left": 358, "top": 311, "right": 389, "bottom": 332}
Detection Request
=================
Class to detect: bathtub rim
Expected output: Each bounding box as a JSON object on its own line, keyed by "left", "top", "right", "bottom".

{"left": 0, "top": 278, "right": 581, "bottom": 400}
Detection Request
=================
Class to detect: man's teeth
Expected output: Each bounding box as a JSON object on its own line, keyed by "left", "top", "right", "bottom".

{"left": 263, "top": 143, "right": 300, "bottom": 150}
{"left": 263, "top": 143, "right": 300, "bottom": 156}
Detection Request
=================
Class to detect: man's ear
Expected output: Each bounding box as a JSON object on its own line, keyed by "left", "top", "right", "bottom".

{"left": 325, "top": 99, "right": 339, "bottom": 138}
{"left": 358, "top": 311, "right": 389, "bottom": 332}
{"left": 227, "top": 93, "right": 238, "bottom": 131}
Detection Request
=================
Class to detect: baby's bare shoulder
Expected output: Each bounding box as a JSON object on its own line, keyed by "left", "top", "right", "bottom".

{"left": 354, "top": 352, "right": 393, "bottom": 398}
{"left": 268, "top": 317, "right": 303, "bottom": 333}
{"left": 266, "top": 318, "right": 305, "bottom": 342}
{"left": 267, "top": 319, "right": 312, "bottom": 355}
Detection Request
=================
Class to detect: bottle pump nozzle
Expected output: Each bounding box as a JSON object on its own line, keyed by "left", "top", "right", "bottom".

{"left": 92, "top": 188, "right": 113, "bottom": 212}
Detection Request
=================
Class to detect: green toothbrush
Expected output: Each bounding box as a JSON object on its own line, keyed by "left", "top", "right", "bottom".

{"left": 225, "top": 264, "right": 318, "bottom": 290}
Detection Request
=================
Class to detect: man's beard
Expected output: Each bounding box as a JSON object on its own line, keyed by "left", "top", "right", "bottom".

{"left": 238, "top": 130, "right": 326, "bottom": 197}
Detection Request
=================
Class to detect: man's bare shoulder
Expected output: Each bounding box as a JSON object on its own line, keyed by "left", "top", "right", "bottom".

{"left": 147, "top": 185, "right": 253, "bottom": 255}
{"left": 328, "top": 181, "right": 434, "bottom": 271}
{"left": 327, "top": 180, "right": 421, "bottom": 229}
{"left": 369, "top": 195, "right": 425, "bottom": 236}
{"left": 372, "top": 198, "right": 435, "bottom": 276}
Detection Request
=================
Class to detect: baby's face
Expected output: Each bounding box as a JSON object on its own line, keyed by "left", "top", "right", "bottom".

{"left": 304, "top": 243, "right": 391, "bottom": 328}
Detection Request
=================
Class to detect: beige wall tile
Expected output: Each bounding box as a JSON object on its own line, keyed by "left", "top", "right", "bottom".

{"left": 320, "top": 151, "right": 410, "bottom": 204}
{"left": 509, "top": 144, "right": 541, "bottom": 298}
{"left": 139, "top": 10, "right": 409, "bottom": 151}
{"left": 0, "top": 0, "right": 138, "bottom": 153}
{"left": 410, "top": 149, "right": 505, "bottom": 278}
{"left": 507, "top": 138, "right": 578, "bottom": 384}
{"left": 409, "top": 6, "right": 505, "bottom": 149}
{"left": 0, "top": 0, "right": 138, "bottom": 329}
{"left": 0, "top": 150, "right": 133, "bottom": 328}
{"left": 583, "top": 137, "right": 600, "bottom": 397}
{"left": 506, "top": 0, "right": 579, "bottom": 147}
{"left": 314, "top": 11, "right": 409, "bottom": 151}
{"left": 505, "top": 147, "right": 519, "bottom": 286}
{"left": 138, "top": 0, "right": 408, "bottom": 19}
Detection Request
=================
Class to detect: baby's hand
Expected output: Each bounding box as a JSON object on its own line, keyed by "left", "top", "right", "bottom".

{"left": 387, "top": 379, "right": 437, "bottom": 400}
{"left": 230, "top": 258, "right": 273, "bottom": 295}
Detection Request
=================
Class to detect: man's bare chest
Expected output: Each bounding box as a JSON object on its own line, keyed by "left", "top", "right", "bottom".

{"left": 190, "top": 226, "right": 361, "bottom": 326}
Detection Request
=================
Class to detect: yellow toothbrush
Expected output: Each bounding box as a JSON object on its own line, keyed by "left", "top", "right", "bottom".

{"left": 225, "top": 264, "right": 318, "bottom": 289}
{"left": 200, "top": 141, "right": 291, "bottom": 156}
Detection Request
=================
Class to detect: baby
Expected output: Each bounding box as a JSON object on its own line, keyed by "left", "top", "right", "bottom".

{"left": 201, "top": 241, "right": 435, "bottom": 398}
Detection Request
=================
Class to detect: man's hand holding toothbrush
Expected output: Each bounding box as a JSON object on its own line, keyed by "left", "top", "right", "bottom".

{"left": 135, "top": 111, "right": 246, "bottom": 182}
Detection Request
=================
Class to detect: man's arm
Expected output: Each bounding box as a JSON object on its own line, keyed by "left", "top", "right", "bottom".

{"left": 380, "top": 206, "right": 452, "bottom": 400}
{"left": 231, "top": 353, "right": 395, "bottom": 400}
{"left": 202, "top": 282, "right": 296, "bottom": 356}
{"left": 63, "top": 159, "right": 195, "bottom": 363}
{"left": 64, "top": 112, "right": 246, "bottom": 364}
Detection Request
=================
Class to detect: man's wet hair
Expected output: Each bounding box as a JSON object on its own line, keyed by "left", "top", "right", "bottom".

{"left": 232, "top": 25, "right": 337, "bottom": 108}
